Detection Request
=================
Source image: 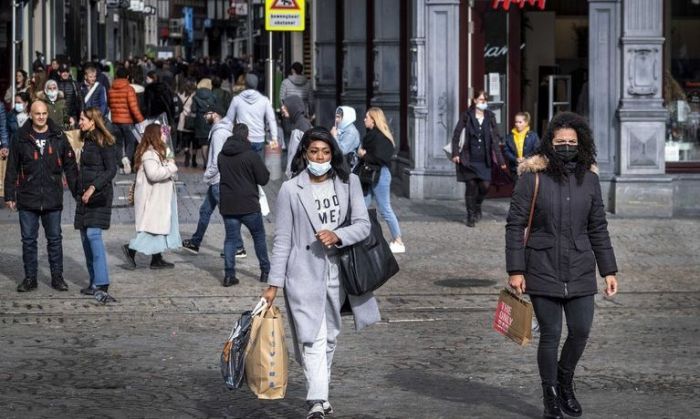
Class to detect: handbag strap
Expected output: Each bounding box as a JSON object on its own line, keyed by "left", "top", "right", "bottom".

{"left": 524, "top": 172, "right": 540, "bottom": 246}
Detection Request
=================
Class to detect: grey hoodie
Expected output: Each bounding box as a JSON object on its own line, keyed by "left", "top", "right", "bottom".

{"left": 203, "top": 119, "right": 233, "bottom": 185}
{"left": 225, "top": 89, "right": 278, "bottom": 144}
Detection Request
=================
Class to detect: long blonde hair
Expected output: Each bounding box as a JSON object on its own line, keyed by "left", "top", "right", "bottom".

{"left": 367, "top": 107, "right": 394, "bottom": 145}
{"left": 82, "top": 107, "right": 115, "bottom": 147}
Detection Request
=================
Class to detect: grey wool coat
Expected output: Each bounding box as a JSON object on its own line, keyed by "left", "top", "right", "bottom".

{"left": 268, "top": 171, "right": 381, "bottom": 348}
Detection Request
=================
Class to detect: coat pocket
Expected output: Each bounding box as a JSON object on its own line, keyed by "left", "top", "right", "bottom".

{"left": 526, "top": 234, "right": 554, "bottom": 250}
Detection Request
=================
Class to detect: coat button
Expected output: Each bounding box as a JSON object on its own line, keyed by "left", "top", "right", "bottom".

{"left": 566, "top": 197, "right": 570, "bottom": 201}
{"left": 306, "top": 245, "right": 310, "bottom": 250}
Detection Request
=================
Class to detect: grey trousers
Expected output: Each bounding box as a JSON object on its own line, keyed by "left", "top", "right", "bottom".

{"left": 301, "top": 260, "right": 345, "bottom": 401}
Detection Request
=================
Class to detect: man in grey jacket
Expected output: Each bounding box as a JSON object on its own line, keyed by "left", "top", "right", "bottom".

{"left": 224, "top": 73, "right": 278, "bottom": 159}
{"left": 279, "top": 62, "right": 314, "bottom": 116}
{"left": 182, "top": 103, "right": 246, "bottom": 258}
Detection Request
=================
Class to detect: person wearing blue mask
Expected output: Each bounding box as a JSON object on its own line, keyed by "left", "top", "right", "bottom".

{"left": 263, "top": 127, "right": 378, "bottom": 419}
{"left": 330, "top": 106, "right": 360, "bottom": 167}
{"left": 450, "top": 90, "right": 507, "bottom": 227}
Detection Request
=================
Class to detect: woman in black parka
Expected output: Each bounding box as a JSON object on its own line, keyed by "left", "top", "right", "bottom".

{"left": 505, "top": 112, "right": 618, "bottom": 419}
{"left": 451, "top": 90, "right": 507, "bottom": 227}
{"left": 74, "top": 107, "right": 118, "bottom": 302}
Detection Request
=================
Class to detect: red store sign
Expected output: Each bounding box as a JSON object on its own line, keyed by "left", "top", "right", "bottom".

{"left": 491, "top": 0, "right": 546, "bottom": 10}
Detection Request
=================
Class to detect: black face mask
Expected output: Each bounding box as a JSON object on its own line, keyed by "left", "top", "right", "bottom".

{"left": 553, "top": 144, "right": 578, "bottom": 162}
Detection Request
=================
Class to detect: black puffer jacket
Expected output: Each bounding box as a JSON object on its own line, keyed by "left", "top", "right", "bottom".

{"left": 218, "top": 137, "right": 270, "bottom": 216}
{"left": 3, "top": 119, "right": 78, "bottom": 211}
{"left": 74, "top": 132, "right": 117, "bottom": 230}
{"left": 57, "top": 78, "right": 82, "bottom": 119}
{"left": 505, "top": 155, "right": 617, "bottom": 298}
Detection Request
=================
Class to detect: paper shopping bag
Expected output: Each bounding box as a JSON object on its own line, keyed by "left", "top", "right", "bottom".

{"left": 493, "top": 288, "right": 533, "bottom": 346}
{"left": 64, "top": 129, "right": 83, "bottom": 163}
{"left": 244, "top": 305, "right": 289, "bottom": 399}
{"left": 0, "top": 156, "right": 7, "bottom": 199}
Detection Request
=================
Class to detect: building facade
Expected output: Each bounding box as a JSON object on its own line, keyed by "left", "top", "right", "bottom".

{"left": 311, "top": 0, "right": 700, "bottom": 217}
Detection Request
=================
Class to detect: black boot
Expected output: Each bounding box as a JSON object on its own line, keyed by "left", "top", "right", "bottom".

{"left": 542, "top": 385, "right": 564, "bottom": 419}
{"left": 51, "top": 275, "right": 69, "bottom": 291}
{"left": 150, "top": 253, "right": 174, "bottom": 269}
{"left": 184, "top": 151, "right": 191, "bottom": 167}
{"left": 17, "top": 277, "right": 38, "bottom": 292}
{"left": 465, "top": 195, "right": 477, "bottom": 227}
{"left": 557, "top": 367, "right": 582, "bottom": 417}
{"left": 191, "top": 154, "right": 198, "bottom": 168}
{"left": 122, "top": 244, "right": 136, "bottom": 268}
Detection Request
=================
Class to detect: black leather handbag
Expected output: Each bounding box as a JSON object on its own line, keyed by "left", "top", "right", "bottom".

{"left": 337, "top": 190, "right": 399, "bottom": 296}
{"left": 353, "top": 162, "right": 381, "bottom": 188}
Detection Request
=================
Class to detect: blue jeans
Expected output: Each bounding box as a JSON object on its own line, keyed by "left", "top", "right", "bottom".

{"left": 18, "top": 210, "right": 63, "bottom": 279}
{"left": 191, "top": 184, "right": 244, "bottom": 250}
{"left": 80, "top": 228, "right": 110, "bottom": 287}
{"left": 364, "top": 166, "right": 401, "bottom": 240}
{"left": 223, "top": 212, "right": 270, "bottom": 277}
{"left": 250, "top": 141, "right": 265, "bottom": 160}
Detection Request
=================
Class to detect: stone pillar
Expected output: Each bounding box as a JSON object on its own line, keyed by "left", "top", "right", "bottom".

{"left": 588, "top": 0, "right": 621, "bottom": 190}
{"left": 613, "top": 0, "right": 672, "bottom": 217}
{"left": 370, "top": 0, "right": 401, "bottom": 149}
{"left": 313, "top": 0, "right": 337, "bottom": 128}
{"left": 341, "top": 0, "right": 368, "bottom": 132}
{"left": 405, "top": 0, "right": 461, "bottom": 199}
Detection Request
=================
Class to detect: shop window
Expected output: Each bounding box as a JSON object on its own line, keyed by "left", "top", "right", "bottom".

{"left": 665, "top": 0, "right": 700, "bottom": 169}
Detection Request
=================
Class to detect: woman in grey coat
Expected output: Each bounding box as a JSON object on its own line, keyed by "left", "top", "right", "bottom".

{"left": 263, "top": 127, "right": 380, "bottom": 419}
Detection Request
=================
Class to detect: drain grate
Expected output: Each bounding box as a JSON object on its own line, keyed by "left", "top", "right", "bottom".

{"left": 434, "top": 278, "right": 497, "bottom": 288}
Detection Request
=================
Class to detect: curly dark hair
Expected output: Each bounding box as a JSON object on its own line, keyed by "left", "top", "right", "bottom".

{"left": 539, "top": 112, "right": 597, "bottom": 185}
{"left": 290, "top": 127, "right": 350, "bottom": 182}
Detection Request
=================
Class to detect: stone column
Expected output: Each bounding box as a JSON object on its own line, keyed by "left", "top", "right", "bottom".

{"left": 588, "top": 0, "right": 621, "bottom": 204}
{"left": 341, "top": 0, "right": 368, "bottom": 132}
{"left": 404, "top": 0, "right": 461, "bottom": 199}
{"left": 613, "top": 0, "right": 672, "bottom": 217}
{"left": 371, "top": 0, "right": 402, "bottom": 150}
{"left": 312, "top": 0, "right": 337, "bottom": 128}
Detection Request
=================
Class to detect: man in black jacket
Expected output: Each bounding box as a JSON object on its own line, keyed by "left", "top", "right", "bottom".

{"left": 4, "top": 100, "right": 78, "bottom": 292}
{"left": 57, "top": 64, "right": 81, "bottom": 126}
{"left": 219, "top": 123, "right": 270, "bottom": 287}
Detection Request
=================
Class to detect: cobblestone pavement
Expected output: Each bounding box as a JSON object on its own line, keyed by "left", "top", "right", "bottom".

{"left": 0, "top": 171, "right": 699, "bottom": 418}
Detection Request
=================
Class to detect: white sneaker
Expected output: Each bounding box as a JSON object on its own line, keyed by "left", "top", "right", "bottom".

{"left": 122, "top": 157, "right": 132, "bottom": 174}
{"left": 389, "top": 241, "right": 405, "bottom": 254}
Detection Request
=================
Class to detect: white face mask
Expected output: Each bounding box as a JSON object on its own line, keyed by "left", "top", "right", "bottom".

{"left": 14, "top": 103, "right": 25, "bottom": 113}
{"left": 476, "top": 103, "right": 488, "bottom": 111}
{"left": 307, "top": 160, "right": 332, "bottom": 177}
{"left": 47, "top": 90, "right": 58, "bottom": 101}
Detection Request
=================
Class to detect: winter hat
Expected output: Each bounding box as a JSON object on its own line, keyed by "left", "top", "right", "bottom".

{"left": 245, "top": 73, "right": 258, "bottom": 89}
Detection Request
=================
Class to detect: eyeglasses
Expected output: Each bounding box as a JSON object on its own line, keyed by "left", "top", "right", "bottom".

{"left": 553, "top": 139, "right": 578, "bottom": 145}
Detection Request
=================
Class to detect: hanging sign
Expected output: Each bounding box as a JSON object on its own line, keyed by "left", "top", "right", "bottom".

{"left": 265, "top": 0, "right": 305, "bottom": 31}
{"left": 491, "top": 0, "right": 546, "bottom": 10}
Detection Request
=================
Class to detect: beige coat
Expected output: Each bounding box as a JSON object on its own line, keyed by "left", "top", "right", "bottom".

{"left": 134, "top": 149, "right": 178, "bottom": 235}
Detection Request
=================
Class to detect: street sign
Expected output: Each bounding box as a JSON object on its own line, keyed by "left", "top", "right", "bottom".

{"left": 265, "top": 0, "right": 305, "bottom": 31}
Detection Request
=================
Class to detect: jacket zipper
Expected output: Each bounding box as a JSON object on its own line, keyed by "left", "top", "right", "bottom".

{"left": 564, "top": 282, "right": 568, "bottom": 297}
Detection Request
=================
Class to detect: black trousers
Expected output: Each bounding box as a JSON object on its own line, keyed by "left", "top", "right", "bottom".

{"left": 464, "top": 179, "right": 490, "bottom": 213}
{"left": 530, "top": 294, "right": 595, "bottom": 386}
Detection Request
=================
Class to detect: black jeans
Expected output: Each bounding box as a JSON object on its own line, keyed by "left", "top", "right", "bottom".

{"left": 113, "top": 123, "right": 137, "bottom": 164}
{"left": 530, "top": 294, "right": 595, "bottom": 386}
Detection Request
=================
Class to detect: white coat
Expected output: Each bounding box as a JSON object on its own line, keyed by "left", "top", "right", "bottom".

{"left": 134, "top": 148, "right": 178, "bottom": 235}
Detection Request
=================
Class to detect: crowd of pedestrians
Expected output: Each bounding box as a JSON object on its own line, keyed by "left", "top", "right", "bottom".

{"left": 2, "top": 54, "right": 621, "bottom": 419}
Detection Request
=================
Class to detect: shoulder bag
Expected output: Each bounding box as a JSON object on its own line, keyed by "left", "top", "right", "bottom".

{"left": 336, "top": 178, "right": 399, "bottom": 296}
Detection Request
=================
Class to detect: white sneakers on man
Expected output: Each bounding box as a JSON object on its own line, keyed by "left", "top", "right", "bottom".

{"left": 389, "top": 241, "right": 406, "bottom": 254}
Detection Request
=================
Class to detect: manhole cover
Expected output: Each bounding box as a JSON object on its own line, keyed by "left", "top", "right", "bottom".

{"left": 434, "top": 278, "right": 497, "bottom": 288}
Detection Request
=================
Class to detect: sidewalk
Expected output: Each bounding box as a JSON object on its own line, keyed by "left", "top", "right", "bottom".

{"left": 0, "top": 172, "right": 698, "bottom": 418}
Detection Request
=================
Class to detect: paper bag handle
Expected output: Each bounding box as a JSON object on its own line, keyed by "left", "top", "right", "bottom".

{"left": 252, "top": 298, "right": 268, "bottom": 316}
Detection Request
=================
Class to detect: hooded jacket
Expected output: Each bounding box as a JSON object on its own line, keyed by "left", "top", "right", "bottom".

{"left": 279, "top": 74, "right": 314, "bottom": 112}
{"left": 36, "top": 91, "right": 67, "bottom": 128}
{"left": 218, "top": 137, "right": 270, "bottom": 216}
{"left": 335, "top": 106, "right": 360, "bottom": 156}
{"left": 203, "top": 119, "right": 233, "bottom": 185}
{"left": 109, "top": 78, "right": 144, "bottom": 124}
{"left": 3, "top": 118, "right": 78, "bottom": 211}
{"left": 224, "top": 89, "right": 278, "bottom": 143}
{"left": 73, "top": 132, "right": 117, "bottom": 230}
{"left": 284, "top": 95, "right": 312, "bottom": 178}
{"left": 505, "top": 155, "right": 618, "bottom": 298}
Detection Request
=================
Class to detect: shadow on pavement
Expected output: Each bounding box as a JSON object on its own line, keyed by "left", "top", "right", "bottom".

{"left": 387, "top": 368, "right": 541, "bottom": 418}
